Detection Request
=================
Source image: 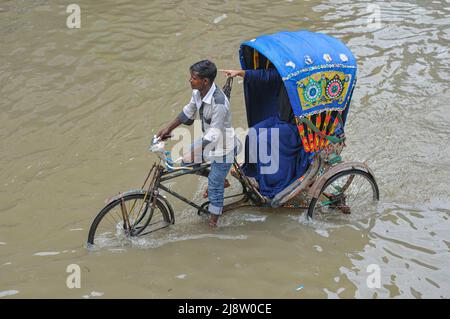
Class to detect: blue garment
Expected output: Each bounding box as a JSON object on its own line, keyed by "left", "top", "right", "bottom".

{"left": 243, "top": 114, "right": 310, "bottom": 198}
{"left": 243, "top": 69, "right": 281, "bottom": 127}
{"left": 208, "top": 161, "right": 233, "bottom": 215}
{"left": 241, "top": 69, "right": 310, "bottom": 198}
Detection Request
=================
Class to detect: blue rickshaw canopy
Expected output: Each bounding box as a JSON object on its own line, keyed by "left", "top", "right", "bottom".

{"left": 239, "top": 30, "right": 357, "bottom": 120}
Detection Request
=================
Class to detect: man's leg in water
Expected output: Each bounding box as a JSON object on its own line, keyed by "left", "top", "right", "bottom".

{"left": 207, "top": 161, "right": 232, "bottom": 227}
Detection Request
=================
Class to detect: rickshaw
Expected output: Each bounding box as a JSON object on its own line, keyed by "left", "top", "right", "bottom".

{"left": 87, "top": 30, "right": 379, "bottom": 246}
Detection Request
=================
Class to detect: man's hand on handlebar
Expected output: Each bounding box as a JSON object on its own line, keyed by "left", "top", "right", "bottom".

{"left": 156, "top": 127, "right": 172, "bottom": 140}
{"left": 156, "top": 117, "right": 183, "bottom": 141}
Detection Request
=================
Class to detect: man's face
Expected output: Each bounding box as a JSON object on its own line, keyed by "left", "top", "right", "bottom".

{"left": 189, "top": 71, "right": 208, "bottom": 90}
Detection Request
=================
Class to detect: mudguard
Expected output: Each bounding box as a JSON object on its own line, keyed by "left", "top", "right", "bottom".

{"left": 308, "top": 162, "right": 376, "bottom": 199}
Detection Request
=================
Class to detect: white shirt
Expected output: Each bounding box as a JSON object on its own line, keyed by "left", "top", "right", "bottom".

{"left": 178, "top": 83, "right": 237, "bottom": 158}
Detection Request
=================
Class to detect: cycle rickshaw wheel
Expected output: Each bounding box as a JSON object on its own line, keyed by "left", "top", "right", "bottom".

{"left": 87, "top": 193, "right": 171, "bottom": 246}
{"left": 307, "top": 169, "right": 379, "bottom": 221}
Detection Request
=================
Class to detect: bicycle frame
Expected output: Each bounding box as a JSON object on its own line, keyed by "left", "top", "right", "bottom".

{"left": 157, "top": 161, "right": 213, "bottom": 215}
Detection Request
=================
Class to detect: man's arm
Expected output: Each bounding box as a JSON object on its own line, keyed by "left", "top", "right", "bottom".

{"left": 219, "top": 69, "right": 281, "bottom": 85}
{"left": 219, "top": 69, "right": 245, "bottom": 78}
{"left": 156, "top": 117, "right": 183, "bottom": 140}
{"left": 156, "top": 96, "right": 197, "bottom": 140}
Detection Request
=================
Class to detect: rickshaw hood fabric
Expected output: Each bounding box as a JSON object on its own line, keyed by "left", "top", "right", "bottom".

{"left": 240, "top": 30, "right": 357, "bottom": 120}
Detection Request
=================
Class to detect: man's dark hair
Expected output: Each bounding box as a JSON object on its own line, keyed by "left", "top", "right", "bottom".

{"left": 190, "top": 60, "right": 217, "bottom": 83}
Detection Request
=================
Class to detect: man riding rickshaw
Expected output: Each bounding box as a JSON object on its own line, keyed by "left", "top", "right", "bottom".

{"left": 87, "top": 30, "right": 379, "bottom": 246}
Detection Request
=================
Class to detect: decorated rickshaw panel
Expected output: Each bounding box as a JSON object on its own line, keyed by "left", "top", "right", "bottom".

{"left": 296, "top": 71, "right": 352, "bottom": 112}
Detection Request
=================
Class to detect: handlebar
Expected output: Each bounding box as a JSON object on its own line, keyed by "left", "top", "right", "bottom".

{"left": 149, "top": 135, "right": 195, "bottom": 171}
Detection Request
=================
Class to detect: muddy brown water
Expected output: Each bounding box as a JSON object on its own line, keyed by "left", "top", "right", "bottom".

{"left": 0, "top": 0, "right": 449, "bottom": 298}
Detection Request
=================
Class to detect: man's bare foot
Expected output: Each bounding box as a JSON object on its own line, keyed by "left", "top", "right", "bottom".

{"left": 203, "top": 179, "right": 230, "bottom": 198}
{"left": 208, "top": 214, "right": 219, "bottom": 228}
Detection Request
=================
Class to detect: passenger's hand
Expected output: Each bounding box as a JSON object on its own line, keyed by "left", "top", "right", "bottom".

{"left": 156, "top": 127, "right": 171, "bottom": 140}
{"left": 218, "top": 69, "right": 245, "bottom": 78}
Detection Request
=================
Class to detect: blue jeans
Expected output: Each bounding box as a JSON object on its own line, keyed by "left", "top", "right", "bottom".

{"left": 208, "top": 160, "right": 232, "bottom": 215}
{"left": 183, "top": 138, "right": 238, "bottom": 215}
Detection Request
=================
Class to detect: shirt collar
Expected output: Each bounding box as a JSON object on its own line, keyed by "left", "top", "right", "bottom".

{"left": 201, "top": 82, "right": 216, "bottom": 105}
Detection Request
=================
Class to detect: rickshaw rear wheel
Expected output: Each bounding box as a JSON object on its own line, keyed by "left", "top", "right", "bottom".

{"left": 87, "top": 193, "right": 171, "bottom": 246}
{"left": 307, "top": 169, "right": 379, "bottom": 220}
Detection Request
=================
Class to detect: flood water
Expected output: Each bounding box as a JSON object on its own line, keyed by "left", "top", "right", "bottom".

{"left": 1, "top": 0, "right": 449, "bottom": 298}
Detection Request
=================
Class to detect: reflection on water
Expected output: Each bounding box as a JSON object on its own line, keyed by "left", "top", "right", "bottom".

{"left": 0, "top": 0, "right": 449, "bottom": 298}
{"left": 346, "top": 202, "right": 450, "bottom": 298}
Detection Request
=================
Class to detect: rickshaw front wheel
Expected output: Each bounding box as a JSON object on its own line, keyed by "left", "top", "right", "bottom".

{"left": 307, "top": 169, "right": 379, "bottom": 221}
{"left": 87, "top": 193, "right": 171, "bottom": 246}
